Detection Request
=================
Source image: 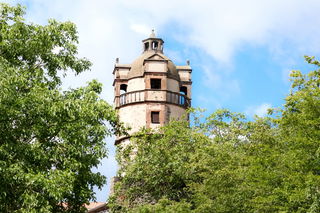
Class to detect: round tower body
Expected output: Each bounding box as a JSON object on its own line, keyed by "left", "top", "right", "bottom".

{"left": 113, "top": 32, "right": 192, "bottom": 146}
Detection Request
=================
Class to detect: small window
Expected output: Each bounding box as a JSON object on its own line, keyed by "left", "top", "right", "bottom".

{"left": 151, "top": 79, "right": 161, "bottom": 89}
{"left": 152, "top": 41, "right": 158, "bottom": 49}
{"left": 144, "top": 42, "right": 149, "bottom": 51}
{"left": 151, "top": 111, "right": 160, "bottom": 124}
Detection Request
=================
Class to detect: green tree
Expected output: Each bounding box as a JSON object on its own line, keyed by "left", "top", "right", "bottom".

{"left": 271, "top": 56, "right": 320, "bottom": 212}
{"left": 109, "top": 109, "right": 254, "bottom": 212}
{"left": 0, "top": 4, "right": 124, "bottom": 212}
{"left": 109, "top": 56, "right": 320, "bottom": 212}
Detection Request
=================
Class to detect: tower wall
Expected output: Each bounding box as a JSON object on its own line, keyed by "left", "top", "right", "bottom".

{"left": 127, "top": 78, "right": 145, "bottom": 92}
{"left": 118, "top": 104, "right": 148, "bottom": 134}
{"left": 113, "top": 33, "right": 192, "bottom": 145}
{"left": 167, "top": 78, "right": 180, "bottom": 93}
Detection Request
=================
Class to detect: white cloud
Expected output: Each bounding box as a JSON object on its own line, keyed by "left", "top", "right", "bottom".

{"left": 203, "top": 66, "right": 222, "bottom": 88}
{"left": 201, "top": 65, "right": 240, "bottom": 101}
{"left": 7, "top": 0, "right": 320, "bottom": 99}
{"left": 130, "top": 24, "right": 151, "bottom": 36}
{"left": 118, "top": 0, "right": 320, "bottom": 63}
{"left": 245, "top": 103, "right": 272, "bottom": 117}
{"left": 7, "top": 0, "right": 320, "bottom": 65}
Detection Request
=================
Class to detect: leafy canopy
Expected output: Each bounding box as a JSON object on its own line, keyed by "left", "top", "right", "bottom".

{"left": 0, "top": 3, "right": 124, "bottom": 213}
{"left": 110, "top": 56, "right": 320, "bottom": 213}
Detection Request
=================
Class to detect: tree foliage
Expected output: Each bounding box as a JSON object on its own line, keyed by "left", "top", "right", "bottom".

{"left": 0, "top": 4, "right": 124, "bottom": 212}
{"left": 109, "top": 56, "right": 320, "bottom": 212}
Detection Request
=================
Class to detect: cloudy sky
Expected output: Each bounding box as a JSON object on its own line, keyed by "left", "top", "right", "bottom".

{"left": 5, "top": 0, "right": 320, "bottom": 201}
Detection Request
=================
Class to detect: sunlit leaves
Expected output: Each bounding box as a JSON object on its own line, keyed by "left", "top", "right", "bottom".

{"left": 110, "top": 57, "right": 320, "bottom": 212}
{"left": 0, "top": 3, "right": 123, "bottom": 212}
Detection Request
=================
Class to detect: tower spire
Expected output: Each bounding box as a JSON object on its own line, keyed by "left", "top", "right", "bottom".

{"left": 150, "top": 29, "right": 156, "bottom": 38}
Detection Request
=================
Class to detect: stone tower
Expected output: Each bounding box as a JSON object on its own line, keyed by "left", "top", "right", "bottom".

{"left": 113, "top": 31, "right": 192, "bottom": 146}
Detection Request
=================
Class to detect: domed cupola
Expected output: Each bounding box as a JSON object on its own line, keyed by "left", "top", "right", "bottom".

{"left": 127, "top": 30, "right": 179, "bottom": 80}
{"left": 142, "top": 29, "right": 164, "bottom": 53}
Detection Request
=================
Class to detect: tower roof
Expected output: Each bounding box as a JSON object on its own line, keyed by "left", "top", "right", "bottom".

{"left": 126, "top": 32, "right": 180, "bottom": 79}
{"left": 128, "top": 51, "right": 179, "bottom": 79}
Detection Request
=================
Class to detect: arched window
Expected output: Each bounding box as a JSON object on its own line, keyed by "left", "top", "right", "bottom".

{"left": 120, "top": 84, "right": 127, "bottom": 95}
{"left": 179, "top": 86, "right": 188, "bottom": 105}
{"left": 180, "top": 86, "right": 187, "bottom": 96}
{"left": 144, "top": 42, "right": 149, "bottom": 51}
{"left": 152, "top": 41, "right": 159, "bottom": 50}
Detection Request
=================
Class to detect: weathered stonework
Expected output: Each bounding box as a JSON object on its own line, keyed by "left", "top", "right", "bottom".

{"left": 113, "top": 30, "right": 192, "bottom": 145}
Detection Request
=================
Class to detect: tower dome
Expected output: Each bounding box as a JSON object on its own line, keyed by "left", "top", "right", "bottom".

{"left": 128, "top": 51, "right": 180, "bottom": 80}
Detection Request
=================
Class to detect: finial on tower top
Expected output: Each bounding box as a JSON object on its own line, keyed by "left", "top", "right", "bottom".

{"left": 150, "top": 29, "right": 156, "bottom": 38}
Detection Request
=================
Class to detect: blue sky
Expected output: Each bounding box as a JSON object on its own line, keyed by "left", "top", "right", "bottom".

{"left": 5, "top": 0, "right": 320, "bottom": 201}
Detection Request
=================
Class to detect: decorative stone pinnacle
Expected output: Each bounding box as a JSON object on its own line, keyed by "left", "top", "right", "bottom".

{"left": 150, "top": 29, "right": 156, "bottom": 38}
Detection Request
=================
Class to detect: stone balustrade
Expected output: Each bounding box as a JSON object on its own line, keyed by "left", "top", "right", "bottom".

{"left": 114, "top": 89, "right": 191, "bottom": 108}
